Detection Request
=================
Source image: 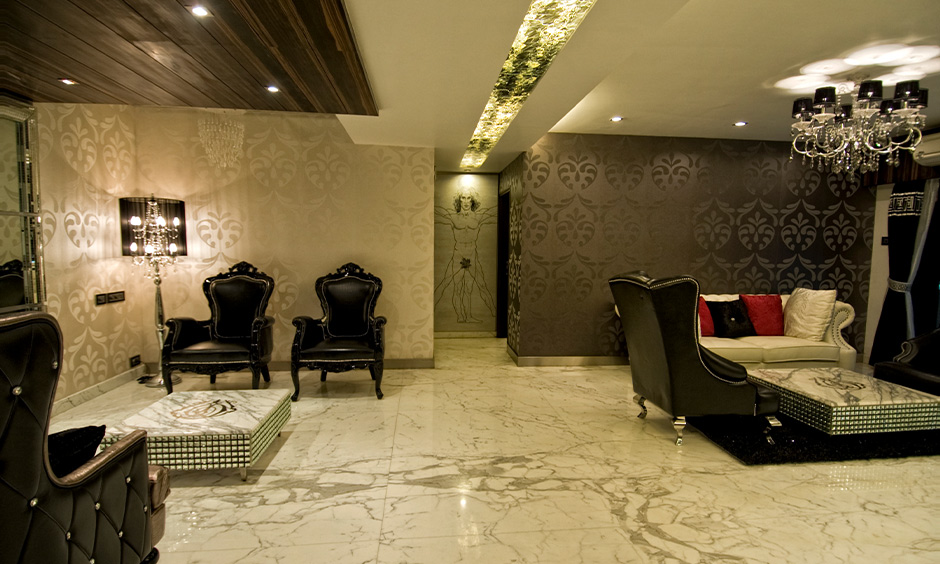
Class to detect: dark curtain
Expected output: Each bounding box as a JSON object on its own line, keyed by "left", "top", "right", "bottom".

{"left": 870, "top": 179, "right": 939, "bottom": 364}
{"left": 911, "top": 190, "right": 940, "bottom": 334}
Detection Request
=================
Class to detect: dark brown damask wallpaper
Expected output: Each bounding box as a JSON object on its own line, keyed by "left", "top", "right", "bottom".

{"left": 503, "top": 133, "right": 874, "bottom": 359}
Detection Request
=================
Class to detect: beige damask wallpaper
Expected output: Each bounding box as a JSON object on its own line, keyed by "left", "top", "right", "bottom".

{"left": 37, "top": 103, "right": 434, "bottom": 400}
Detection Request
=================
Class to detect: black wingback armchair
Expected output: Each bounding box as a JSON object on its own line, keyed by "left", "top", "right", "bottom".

{"left": 162, "top": 261, "right": 275, "bottom": 394}
{"left": 873, "top": 327, "right": 940, "bottom": 395}
{"left": 0, "top": 312, "right": 168, "bottom": 564}
{"left": 608, "top": 272, "right": 779, "bottom": 445}
{"left": 291, "top": 262, "right": 386, "bottom": 401}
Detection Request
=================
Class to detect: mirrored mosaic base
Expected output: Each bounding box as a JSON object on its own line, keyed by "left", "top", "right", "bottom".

{"left": 750, "top": 367, "right": 940, "bottom": 435}
{"left": 102, "top": 390, "right": 291, "bottom": 471}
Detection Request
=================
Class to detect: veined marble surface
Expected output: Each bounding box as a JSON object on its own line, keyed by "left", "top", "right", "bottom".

{"left": 51, "top": 339, "right": 940, "bottom": 563}
{"left": 108, "top": 390, "right": 292, "bottom": 437}
{"left": 752, "top": 367, "right": 940, "bottom": 407}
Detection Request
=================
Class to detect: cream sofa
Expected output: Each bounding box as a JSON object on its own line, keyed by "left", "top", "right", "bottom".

{"left": 698, "top": 293, "right": 857, "bottom": 369}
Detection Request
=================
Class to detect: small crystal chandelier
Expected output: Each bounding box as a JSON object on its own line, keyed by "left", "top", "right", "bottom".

{"left": 198, "top": 116, "right": 244, "bottom": 169}
{"left": 789, "top": 79, "right": 929, "bottom": 175}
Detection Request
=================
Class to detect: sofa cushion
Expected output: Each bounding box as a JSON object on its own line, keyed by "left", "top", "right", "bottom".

{"left": 706, "top": 299, "right": 756, "bottom": 338}
{"left": 783, "top": 288, "right": 837, "bottom": 341}
{"left": 740, "top": 294, "right": 784, "bottom": 336}
{"left": 47, "top": 425, "right": 106, "bottom": 477}
{"left": 698, "top": 297, "right": 715, "bottom": 337}
{"left": 699, "top": 336, "right": 765, "bottom": 363}
{"left": 738, "top": 336, "right": 840, "bottom": 363}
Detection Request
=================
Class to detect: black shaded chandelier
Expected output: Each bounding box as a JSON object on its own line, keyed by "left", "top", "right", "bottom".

{"left": 789, "top": 79, "right": 928, "bottom": 175}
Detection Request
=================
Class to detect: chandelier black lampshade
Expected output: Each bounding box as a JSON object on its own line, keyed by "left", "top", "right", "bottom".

{"left": 119, "top": 197, "right": 187, "bottom": 257}
{"left": 917, "top": 89, "right": 929, "bottom": 108}
{"left": 857, "top": 80, "right": 883, "bottom": 102}
{"left": 880, "top": 98, "right": 899, "bottom": 115}
{"left": 813, "top": 86, "right": 838, "bottom": 107}
{"left": 893, "top": 80, "right": 920, "bottom": 101}
{"left": 792, "top": 97, "right": 814, "bottom": 119}
{"left": 836, "top": 104, "right": 853, "bottom": 121}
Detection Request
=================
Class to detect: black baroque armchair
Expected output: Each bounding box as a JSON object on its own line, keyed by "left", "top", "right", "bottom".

{"left": 291, "top": 263, "right": 386, "bottom": 401}
{"left": 162, "top": 261, "right": 275, "bottom": 394}
{"left": 0, "top": 312, "right": 169, "bottom": 564}
{"left": 608, "top": 272, "right": 780, "bottom": 445}
{"left": 873, "top": 327, "right": 940, "bottom": 396}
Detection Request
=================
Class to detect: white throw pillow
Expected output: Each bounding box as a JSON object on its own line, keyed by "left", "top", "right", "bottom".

{"left": 783, "top": 288, "right": 837, "bottom": 341}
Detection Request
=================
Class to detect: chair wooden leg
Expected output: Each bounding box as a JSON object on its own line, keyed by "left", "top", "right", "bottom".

{"left": 290, "top": 363, "right": 301, "bottom": 402}
{"left": 370, "top": 361, "right": 384, "bottom": 400}
{"left": 320, "top": 370, "right": 328, "bottom": 382}
{"left": 142, "top": 547, "right": 160, "bottom": 563}
{"left": 250, "top": 367, "right": 261, "bottom": 389}
{"left": 261, "top": 365, "right": 271, "bottom": 382}
{"left": 634, "top": 394, "right": 647, "bottom": 419}
{"left": 163, "top": 367, "right": 173, "bottom": 394}
{"left": 209, "top": 374, "right": 217, "bottom": 384}
{"left": 673, "top": 416, "right": 687, "bottom": 446}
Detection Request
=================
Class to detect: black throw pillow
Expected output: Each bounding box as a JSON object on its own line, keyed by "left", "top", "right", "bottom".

{"left": 706, "top": 299, "right": 757, "bottom": 339}
{"left": 47, "top": 425, "right": 106, "bottom": 477}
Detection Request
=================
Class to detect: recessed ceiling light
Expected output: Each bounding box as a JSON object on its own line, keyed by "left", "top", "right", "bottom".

{"left": 844, "top": 44, "right": 911, "bottom": 66}
{"left": 266, "top": 85, "right": 280, "bottom": 93}
{"left": 191, "top": 5, "right": 211, "bottom": 17}
{"left": 609, "top": 116, "right": 623, "bottom": 122}
{"left": 800, "top": 59, "right": 856, "bottom": 75}
{"left": 733, "top": 121, "right": 748, "bottom": 127}
{"left": 59, "top": 78, "right": 78, "bottom": 85}
{"left": 893, "top": 45, "right": 940, "bottom": 65}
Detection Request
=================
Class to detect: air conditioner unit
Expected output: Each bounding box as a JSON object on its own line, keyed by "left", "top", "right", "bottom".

{"left": 913, "top": 133, "right": 940, "bottom": 167}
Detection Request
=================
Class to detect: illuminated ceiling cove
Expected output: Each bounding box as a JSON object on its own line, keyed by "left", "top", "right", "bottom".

{"left": 459, "top": 0, "right": 596, "bottom": 169}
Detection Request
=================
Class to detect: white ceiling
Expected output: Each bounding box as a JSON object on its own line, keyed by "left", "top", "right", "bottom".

{"left": 337, "top": 0, "right": 940, "bottom": 173}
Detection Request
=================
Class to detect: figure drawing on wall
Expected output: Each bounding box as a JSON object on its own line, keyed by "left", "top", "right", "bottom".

{"left": 436, "top": 188, "right": 497, "bottom": 322}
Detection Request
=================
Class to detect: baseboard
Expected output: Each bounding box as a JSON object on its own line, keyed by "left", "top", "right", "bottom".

{"left": 511, "top": 354, "right": 629, "bottom": 367}
{"left": 52, "top": 364, "right": 147, "bottom": 417}
{"left": 267, "top": 358, "right": 434, "bottom": 371}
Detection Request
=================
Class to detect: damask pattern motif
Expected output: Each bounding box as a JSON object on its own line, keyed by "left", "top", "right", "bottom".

{"left": 511, "top": 133, "right": 875, "bottom": 358}
{"left": 500, "top": 154, "right": 524, "bottom": 354}
{"left": 37, "top": 104, "right": 434, "bottom": 400}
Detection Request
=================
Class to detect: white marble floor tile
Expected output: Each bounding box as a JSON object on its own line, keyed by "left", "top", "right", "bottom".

{"left": 49, "top": 337, "right": 940, "bottom": 564}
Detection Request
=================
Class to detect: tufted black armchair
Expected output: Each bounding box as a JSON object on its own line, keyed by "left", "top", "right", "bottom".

{"left": 0, "top": 312, "right": 168, "bottom": 564}
{"left": 291, "top": 263, "right": 386, "bottom": 401}
{"left": 162, "top": 261, "right": 275, "bottom": 394}
{"left": 608, "top": 272, "right": 779, "bottom": 445}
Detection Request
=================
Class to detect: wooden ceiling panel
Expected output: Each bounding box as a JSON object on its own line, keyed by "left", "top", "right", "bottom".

{"left": 0, "top": 0, "right": 377, "bottom": 115}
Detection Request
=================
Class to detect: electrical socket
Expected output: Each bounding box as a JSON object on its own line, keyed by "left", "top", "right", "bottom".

{"left": 130, "top": 354, "right": 141, "bottom": 368}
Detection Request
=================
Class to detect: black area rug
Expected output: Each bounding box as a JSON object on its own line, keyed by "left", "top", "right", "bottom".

{"left": 688, "top": 414, "right": 940, "bottom": 465}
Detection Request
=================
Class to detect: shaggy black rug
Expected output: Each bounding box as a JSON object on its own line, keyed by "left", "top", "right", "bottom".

{"left": 688, "top": 414, "right": 940, "bottom": 465}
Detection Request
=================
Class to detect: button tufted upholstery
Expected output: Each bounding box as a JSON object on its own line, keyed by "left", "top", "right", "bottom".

{"left": 291, "top": 263, "right": 386, "bottom": 401}
{"left": 0, "top": 312, "right": 167, "bottom": 564}
{"left": 162, "top": 261, "right": 275, "bottom": 395}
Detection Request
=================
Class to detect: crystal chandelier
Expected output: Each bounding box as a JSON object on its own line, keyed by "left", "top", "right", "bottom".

{"left": 198, "top": 116, "right": 244, "bottom": 169}
{"left": 789, "top": 79, "right": 929, "bottom": 175}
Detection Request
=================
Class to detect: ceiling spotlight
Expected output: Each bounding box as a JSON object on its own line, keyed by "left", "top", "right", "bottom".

{"left": 266, "top": 85, "right": 280, "bottom": 93}
{"left": 191, "top": 5, "right": 211, "bottom": 17}
{"left": 733, "top": 121, "right": 748, "bottom": 127}
{"left": 774, "top": 74, "right": 830, "bottom": 92}
{"left": 844, "top": 44, "right": 911, "bottom": 66}
{"left": 893, "top": 45, "right": 940, "bottom": 65}
{"left": 800, "top": 59, "right": 856, "bottom": 75}
{"left": 609, "top": 116, "right": 623, "bottom": 122}
{"left": 58, "top": 78, "right": 78, "bottom": 85}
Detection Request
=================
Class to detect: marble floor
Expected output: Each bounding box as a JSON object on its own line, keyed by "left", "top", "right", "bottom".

{"left": 51, "top": 338, "right": 939, "bottom": 563}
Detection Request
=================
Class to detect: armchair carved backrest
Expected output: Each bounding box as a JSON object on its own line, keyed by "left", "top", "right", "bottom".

{"left": 317, "top": 262, "right": 382, "bottom": 340}
{"left": 0, "top": 312, "right": 162, "bottom": 563}
{"left": 204, "top": 261, "right": 275, "bottom": 341}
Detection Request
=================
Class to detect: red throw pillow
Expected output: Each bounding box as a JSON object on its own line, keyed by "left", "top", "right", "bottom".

{"left": 739, "top": 294, "right": 784, "bottom": 336}
{"left": 698, "top": 296, "right": 715, "bottom": 337}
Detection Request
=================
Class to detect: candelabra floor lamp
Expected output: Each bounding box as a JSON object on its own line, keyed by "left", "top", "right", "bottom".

{"left": 120, "top": 196, "right": 187, "bottom": 388}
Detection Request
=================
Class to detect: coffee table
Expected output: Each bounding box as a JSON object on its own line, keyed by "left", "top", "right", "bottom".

{"left": 748, "top": 367, "right": 940, "bottom": 435}
{"left": 102, "top": 389, "right": 291, "bottom": 480}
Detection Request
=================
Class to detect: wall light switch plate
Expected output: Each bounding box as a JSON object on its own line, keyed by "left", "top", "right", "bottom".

{"left": 881, "top": 236, "right": 889, "bottom": 246}
{"left": 107, "top": 291, "right": 125, "bottom": 303}
{"left": 95, "top": 293, "right": 108, "bottom": 306}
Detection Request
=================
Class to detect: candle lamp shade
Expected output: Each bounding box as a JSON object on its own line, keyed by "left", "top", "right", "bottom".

{"left": 119, "top": 197, "right": 187, "bottom": 257}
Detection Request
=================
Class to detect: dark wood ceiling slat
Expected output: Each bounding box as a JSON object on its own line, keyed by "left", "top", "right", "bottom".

{"left": 0, "top": 0, "right": 376, "bottom": 116}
